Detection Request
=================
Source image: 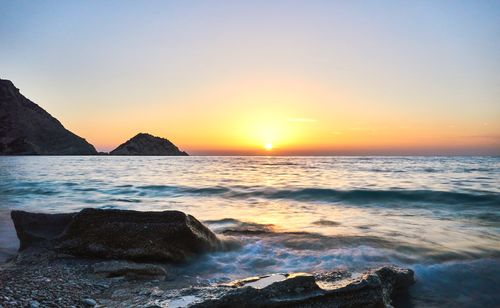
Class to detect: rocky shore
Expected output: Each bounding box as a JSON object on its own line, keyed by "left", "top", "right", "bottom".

{"left": 0, "top": 209, "right": 416, "bottom": 307}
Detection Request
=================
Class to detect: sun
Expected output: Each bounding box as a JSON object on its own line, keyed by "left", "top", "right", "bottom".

{"left": 264, "top": 143, "right": 273, "bottom": 151}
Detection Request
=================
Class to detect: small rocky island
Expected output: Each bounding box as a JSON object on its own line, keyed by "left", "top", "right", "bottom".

{"left": 0, "top": 79, "right": 97, "bottom": 155}
{"left": 1, "top": 208, "right": 416, "bottom": 307}
{"left": 110, "top": 133, "right": 188, "bottom": 156}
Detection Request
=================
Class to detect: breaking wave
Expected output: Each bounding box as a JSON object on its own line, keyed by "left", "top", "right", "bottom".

{"left": 136, "top": 185, "right": 499, "bottom": 207}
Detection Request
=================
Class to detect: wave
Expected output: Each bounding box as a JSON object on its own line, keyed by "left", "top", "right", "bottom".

{"left": 2, "top": 181, "right": 498, "bottom": 207}
{"left": 246, "top": 188, "right": 500, "bottom": 206}
{"left": 136, "top": 185, "right": 500, "bottom": 207}
{"left": 138, "top": 185, "right": 230, "bottom": 195}
{"left": 190, "top": 218, "right": 500, "bottom": 285}
{"left": 208, "top": 218, "right": 500, "bottom": 262}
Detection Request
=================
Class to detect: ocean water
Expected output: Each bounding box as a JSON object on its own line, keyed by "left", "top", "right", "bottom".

{"left": 0, "top": 156, "right": 499, "bottom": 307}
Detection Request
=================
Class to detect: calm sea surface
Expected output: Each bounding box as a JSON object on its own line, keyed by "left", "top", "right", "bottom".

{"left": 0, "top": 156, "right": 499, "bottom": 306}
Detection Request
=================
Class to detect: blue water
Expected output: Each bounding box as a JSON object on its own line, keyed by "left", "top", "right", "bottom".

{"left": 0, "top": 156, "right": 499, "bottom": 307}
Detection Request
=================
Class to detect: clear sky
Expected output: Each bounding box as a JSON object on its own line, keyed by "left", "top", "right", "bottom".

{"left": 1, "top": 0, "right": 499, "bottom": 155}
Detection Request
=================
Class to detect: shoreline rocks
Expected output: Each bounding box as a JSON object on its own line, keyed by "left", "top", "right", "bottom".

{"left": 4, "top": 209, "right": 416, "bottom": 307}
{"left": 1, "top": 252, "right": 415, "bottom": 308}
{"left": 181, "top": 266, "right": 415, "bottom": 307}
{"left": 11, "top": 208, "right": 222, "bottom": 262}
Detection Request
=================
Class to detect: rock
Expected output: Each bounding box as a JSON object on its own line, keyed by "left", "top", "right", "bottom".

{"left": 0, "top": 78, "right": 97, "bottom": 155}
{"left": 374, "top": 266, "right": 415, "bottom": 296}
{"left": 93, "top": 261, "right": 167, "bottom": 278}
{"left": 29, "top": 300, "right": 40, "bottom": 308}
{"left": 10, "top": 211, "right": 74, "bottom": 250}
{"left": 82, "top": 298, "right": 97, "bottom": 306}
{"left": 173, "top": 266, "right": 415, "bottom": 307}
{"left": 149, "top": 287, "right": 164, "bottom": 297}
{"left": 111, "top": 289, "right": 130, "bottom": 298}
{"left": 93, "top": 282, "right": 110, "bottom": 289}
{"left": 109, "top": 133, "right": 188, "bottom": 155}
{"left": 11, "top": 208, "right": 221, "bottom": 262}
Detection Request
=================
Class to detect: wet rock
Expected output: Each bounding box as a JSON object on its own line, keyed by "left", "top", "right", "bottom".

{"left": 111, "top": 289, "right": 130, "bottom": 299}
{"left": 11, "top": 208, "right": 222, "bottom": 262}
{"left": 374, "top": 266, "right": 415, "bottom": 293}
{"left": 29, "top": 300, "right": 40, "bottom": 308}
{"left": 93, "top": 261, "right": 167, "bottom": 278}
{"left": 110, "top": 133, "right": 188, "bottom": 156}
{"left": 93, "top": 282, "right": 110, "bottom": 289}
{"left": 174, "top": 266, "right": 415, "bottom": 307}
{"left": 82, "top": 298, "right": 96, "bottom": 306}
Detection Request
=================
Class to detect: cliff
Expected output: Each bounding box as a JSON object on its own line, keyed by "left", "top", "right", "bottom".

{"left": 0, "top": 79, "right": 97, "bottom": 155}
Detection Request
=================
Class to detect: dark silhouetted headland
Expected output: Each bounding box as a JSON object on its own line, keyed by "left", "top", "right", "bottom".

{"left": 0, "top": 79, "right": 97, "bottom": 155}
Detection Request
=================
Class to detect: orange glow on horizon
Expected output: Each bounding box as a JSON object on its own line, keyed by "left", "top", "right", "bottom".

{"left": 60, "top": 78, "right": 499, "bottom": 155}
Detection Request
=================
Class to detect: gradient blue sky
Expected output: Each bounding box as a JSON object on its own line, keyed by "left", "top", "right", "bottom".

{"left": 1, "top": 1, "right": 499, "bottom": 154}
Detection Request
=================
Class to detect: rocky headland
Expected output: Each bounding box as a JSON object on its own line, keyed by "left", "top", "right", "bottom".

{"left": 110, "top": 133, "right": 188, "bottom": 156}
{"left": 0, "top": 79, "right": 97, "bottom": 155}
{"left": 0, "top": 209, "right": 415, "bottom": 307}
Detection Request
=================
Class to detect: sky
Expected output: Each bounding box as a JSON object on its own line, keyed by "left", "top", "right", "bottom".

{"left": 1, "top": 0, "right": 499, "bottom": 155}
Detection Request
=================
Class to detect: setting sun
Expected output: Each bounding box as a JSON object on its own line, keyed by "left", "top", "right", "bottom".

{"left": 264, "top": 143, "right": 273, "bottom": 151}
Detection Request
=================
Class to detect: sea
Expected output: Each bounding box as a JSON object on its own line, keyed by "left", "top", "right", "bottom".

{"left": 0, "top": 156, "right": 498, "bottom": 307}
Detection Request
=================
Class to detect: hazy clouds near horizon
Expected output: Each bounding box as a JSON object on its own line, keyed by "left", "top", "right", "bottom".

{"left": 1, "top": 1, "right": 499, "bottom": 155}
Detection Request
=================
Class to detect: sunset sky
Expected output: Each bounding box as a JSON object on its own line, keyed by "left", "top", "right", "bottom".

{"left": 1, "top": 1, "right": 499, "bottom": 155}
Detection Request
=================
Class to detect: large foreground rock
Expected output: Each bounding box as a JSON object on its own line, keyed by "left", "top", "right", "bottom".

{"left": 160, "top": 266, "right": 415, "bottom": 307}
{"left": 0, "top": 78, "right": 97, "bottom": 155}
{"left": 11, "top": 208, "right": 221, "bottom": 262}
{"left": 110, "top": 133, "right": 188, "bottom": 155}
